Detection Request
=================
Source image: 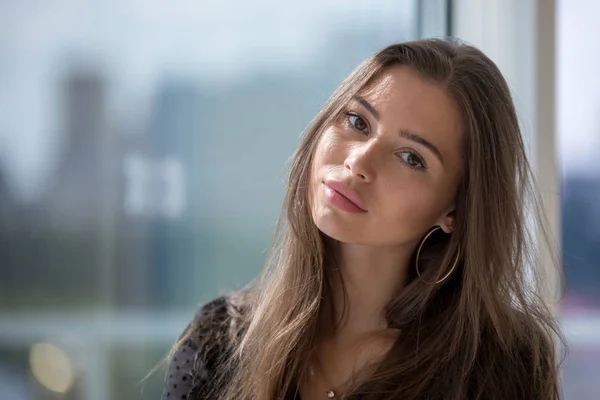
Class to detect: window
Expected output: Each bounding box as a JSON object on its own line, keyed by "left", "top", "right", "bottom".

{"left": 0, "top": 1, "right": 446, "bottom": 398}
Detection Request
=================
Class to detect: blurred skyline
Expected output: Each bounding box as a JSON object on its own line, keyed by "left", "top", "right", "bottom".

{"left": 0, "top": 4, "right": 425, "bottom": 397}
{"left": 0, "top": 0, "right": 413, "bottom": 203}
{"left": 0, "top": 0, "right": 421, "bottom": 312}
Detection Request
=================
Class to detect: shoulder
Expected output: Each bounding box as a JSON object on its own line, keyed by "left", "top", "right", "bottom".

{"left": 161, "top": 294, "right": 248, "bottom": 400}
{"left": 187, "top": 295, "right": 235, "bottom": 342}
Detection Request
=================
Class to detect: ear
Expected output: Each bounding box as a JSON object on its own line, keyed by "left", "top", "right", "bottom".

{"left": 437, "top": 208, "right": 456, "bottom": 234}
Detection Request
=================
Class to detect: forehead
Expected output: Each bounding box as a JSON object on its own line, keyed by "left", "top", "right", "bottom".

{"left": 356, "top": 65, "right": 463, "bottom": 162}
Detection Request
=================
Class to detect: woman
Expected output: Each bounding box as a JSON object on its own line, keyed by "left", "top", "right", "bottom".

{"left": 161, "top": 38, "right": 563, "bottom": 400}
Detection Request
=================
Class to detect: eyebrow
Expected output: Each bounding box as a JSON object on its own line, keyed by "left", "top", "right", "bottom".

{"left": 354, "top": 96, "right": 380, "bottom": 120}
{"left": 353, "top": 95, "right": 445, "bottom": 165}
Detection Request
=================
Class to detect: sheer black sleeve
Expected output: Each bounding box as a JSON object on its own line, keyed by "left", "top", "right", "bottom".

{"left": 161, "top": 296, "right": 233, "bottom": 400}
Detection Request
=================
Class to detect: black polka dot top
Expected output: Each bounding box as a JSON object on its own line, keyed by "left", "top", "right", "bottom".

{"left": 161, "top": 296, "right": 235, "bottom": 400}
{"left": 161, "top": 295, "right": 302, "bottom": 400}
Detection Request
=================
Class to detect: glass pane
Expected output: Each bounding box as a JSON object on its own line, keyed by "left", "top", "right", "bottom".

{"left": 557, "top": 0, "right": 600, "bottom": 398}
{"left": 0, "top": 1, "right": 443, "bottom": 398}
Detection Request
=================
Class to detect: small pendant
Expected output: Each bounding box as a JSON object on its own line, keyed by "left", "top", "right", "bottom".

{"left": 327, "top": 390, "right": 335, "bottom": 399}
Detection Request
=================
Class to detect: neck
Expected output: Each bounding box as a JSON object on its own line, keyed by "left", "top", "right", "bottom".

{"left": 321, "top": 240, "right": 415, "bottom": 337}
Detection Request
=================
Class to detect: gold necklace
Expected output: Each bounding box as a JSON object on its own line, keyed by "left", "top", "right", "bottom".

{"left": 309, "top": 337, "right": 395, "bottom": 399}
{"left": 310, "top": 354, "right": 343, "bottom": 399}
{"left": 308, "top": 365, "right": 338, "bottom": 398}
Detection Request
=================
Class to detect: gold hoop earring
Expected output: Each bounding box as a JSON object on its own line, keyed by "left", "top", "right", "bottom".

{"left": 415, "top": 226, "right": 460, "bottom": 284}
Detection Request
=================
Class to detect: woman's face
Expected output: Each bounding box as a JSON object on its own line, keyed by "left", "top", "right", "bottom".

{"left": 309, "top": 65, "right": 463, "bottom": 247}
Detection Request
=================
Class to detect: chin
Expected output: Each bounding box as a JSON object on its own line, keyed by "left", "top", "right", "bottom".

{"left": 312, "top": 207, "right": 362, "bottom": 244}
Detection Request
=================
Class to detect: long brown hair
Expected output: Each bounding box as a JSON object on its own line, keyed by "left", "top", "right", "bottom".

{"left": 181, "top": 38, "right": 564, "bottom": 400}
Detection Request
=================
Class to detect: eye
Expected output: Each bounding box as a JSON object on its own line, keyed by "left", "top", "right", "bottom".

{"left": 346, "top": 113, "right": 369, "bottom": 134}
{"left": 398, "top": 151, "right": 425, "bottom": 170}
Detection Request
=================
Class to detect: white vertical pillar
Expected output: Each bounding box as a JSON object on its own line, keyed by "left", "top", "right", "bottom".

{"left": 452, "top": 0, "right": 561, "bottom": 313}
{"left": 534, "top": 0, "right": 561, "bottom": 315}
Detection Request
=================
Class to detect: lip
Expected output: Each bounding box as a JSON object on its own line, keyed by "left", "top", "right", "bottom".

{"left": 322, "top": 180, "right": 367, "bottom": 212}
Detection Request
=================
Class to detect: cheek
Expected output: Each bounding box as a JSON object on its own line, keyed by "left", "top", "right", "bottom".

{"left": 315, "top": 129, "right": 345, "bottom": 164}
{"left": 309, "top": 130, "right": 347, "bottom": 218}
{"left": 310, "top": 129, "right": 346, "bottom": 181}
{"left": 381, "top": 178, "right": 448, "bottom": 229}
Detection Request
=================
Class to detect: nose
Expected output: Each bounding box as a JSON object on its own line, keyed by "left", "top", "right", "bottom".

{"left": 344, "top": 142, "right": 377, "bottom": 182}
